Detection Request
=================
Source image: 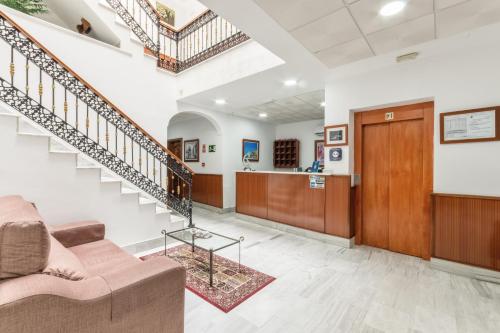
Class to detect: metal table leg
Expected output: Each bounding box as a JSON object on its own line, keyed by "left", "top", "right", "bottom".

{"left": 209, "top": 249, "right": 213, "bottom": 287}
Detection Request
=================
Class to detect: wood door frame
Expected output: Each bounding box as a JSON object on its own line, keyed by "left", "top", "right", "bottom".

{"left": 354, "top": 102, "right": 434, "bottom": 259}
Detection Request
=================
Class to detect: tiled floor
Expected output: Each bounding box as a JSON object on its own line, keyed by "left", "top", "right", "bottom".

{"left": 149, "top": 208, "right": 500, "bottom": 333}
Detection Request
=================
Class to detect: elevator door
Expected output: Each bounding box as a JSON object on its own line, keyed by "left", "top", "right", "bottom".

{"left": 362, "top": 118, "right": 424, "bottom": 257}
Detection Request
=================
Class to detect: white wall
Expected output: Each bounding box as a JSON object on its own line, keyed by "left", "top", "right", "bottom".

{"left": 324, "top": 22, "right": 500, "bottom": 196}
{"left": 167, "top": 116, "right": 223, "bottom": 174}
{"left": 276, "top": 119, "right": 324, "bottom": 170}
{"left": 173, "top": 105, "right": 276, "bottom": 208}
{"left": 157, "top": 0, "right": 206, "bottom": 28}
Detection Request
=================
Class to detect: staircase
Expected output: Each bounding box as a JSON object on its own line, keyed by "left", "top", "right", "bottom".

{"left": 102, "top": 0, "right": 250, "bottom": 73}
{"left": 0, "top": 10, "right": 194, "bottom": 250}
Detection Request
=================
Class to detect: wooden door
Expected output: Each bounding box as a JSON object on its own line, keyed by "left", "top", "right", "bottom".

{"left": 167, "top": 138, "right": 182, "bottom": 159}
{"left": 355, "top": 102, "right": 434, "bottom": 259}
{"left": 362, "top": 123, "right": 390, "bottom": 249}
{"left": 388, "top": 120, "right": 424, "bottom": 257}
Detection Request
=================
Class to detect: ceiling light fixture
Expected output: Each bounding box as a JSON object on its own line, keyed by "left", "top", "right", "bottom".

{"left": 379, "top": 1, "right": 406, "bottom": 17}
{"left": 214, "top": 99, "right": 226, "bottom": 105}
{"left": 284, "top": 79, "right": 297, "bottom": 87}
{"left": 259, "top": 113, "right": 268, "bottom": 118}
{"left": 320, "top": 102, "right": 326, "bottom": 107}
{"left": 396, "top": 51, "right": 419, "bottom": 62}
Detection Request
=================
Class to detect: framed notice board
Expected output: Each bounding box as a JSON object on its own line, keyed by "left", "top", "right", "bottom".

{"left": 440, "top": 107, "right": 500, "bottom": 144}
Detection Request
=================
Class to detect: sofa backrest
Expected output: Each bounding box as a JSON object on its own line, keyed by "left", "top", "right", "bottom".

{"left": 0, "top": 195, "right": 50, "bottom": 279}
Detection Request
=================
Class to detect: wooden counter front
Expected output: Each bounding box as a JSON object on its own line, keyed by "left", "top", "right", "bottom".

{"left": 236, "top": 172, "right": 352, "bottom": 238}
{"left": 236, "top": 172, "right": 268, "bottom": 219}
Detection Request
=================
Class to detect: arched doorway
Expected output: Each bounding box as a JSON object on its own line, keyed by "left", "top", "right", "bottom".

{"left": 167, "top": 112, "right": 224, "bottom": 208}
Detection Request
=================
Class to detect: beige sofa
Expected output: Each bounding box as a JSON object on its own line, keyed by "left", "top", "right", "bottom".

{"left": 0, "top": 196, "right": 186, "bottom": 333}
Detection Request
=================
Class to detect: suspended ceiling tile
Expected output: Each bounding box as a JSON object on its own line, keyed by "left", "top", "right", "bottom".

{"left": 315, "top": 38, "right": 373, "bottom": 68}
{"left": 437, "top": 0, "right": 500, "bottom": 38}
{"left": 291, "top": 8, "right": 361, "bottom": 53}
{"left": 435, "top": 0, "right": 470, "bottom": 10}
{"left": 295, "top": 90, "right": 325, "bottom": 105}
{"left": 253, "top": 0, "right": 345, "bottom": 31}
{"left": 367, "top": 14, "right": 435, "bottom": 54}
{"left": 350, "top": 0, "right": 434, "bottom": 34}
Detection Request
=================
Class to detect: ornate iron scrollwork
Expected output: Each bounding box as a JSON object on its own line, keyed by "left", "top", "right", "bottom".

{"left": 0, "top": 15, "right": 192, "bottom": 220}
{"left": 106, "top": 0, "right": 159, "bottom": 55}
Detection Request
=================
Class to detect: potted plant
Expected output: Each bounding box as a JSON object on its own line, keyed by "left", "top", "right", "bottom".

{"left": 0, "top": 0, "right": 48, "bottom": 15}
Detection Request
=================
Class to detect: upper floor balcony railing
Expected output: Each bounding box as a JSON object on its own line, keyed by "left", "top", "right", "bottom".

{"left": 106, "top": 0, "right": 250, "bottom": 73}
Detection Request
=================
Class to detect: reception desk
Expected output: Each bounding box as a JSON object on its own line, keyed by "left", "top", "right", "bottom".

{"left": 236, "top": 171, "right": 354, "bottom": 239}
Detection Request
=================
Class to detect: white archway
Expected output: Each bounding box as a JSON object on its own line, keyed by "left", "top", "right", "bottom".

{"left": 167, "top": 110, "right": 222, "bottom": 136}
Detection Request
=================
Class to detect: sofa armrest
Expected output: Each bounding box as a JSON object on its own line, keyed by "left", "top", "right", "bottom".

{"left": 0, "top": 274, "right": 110, "bottom": 306}
{"left": 100, "top": 256, "right": 186, "bottom": 321}
{"left": 50, "top": 220, "right": 105, "bottom": 248}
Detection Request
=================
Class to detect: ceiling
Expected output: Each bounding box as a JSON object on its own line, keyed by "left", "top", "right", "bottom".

{"left": 242, "top": 90, "right": 324, "bottom": 123}
{"left": 253, "top": 0, "right": 500, "bottom": 68}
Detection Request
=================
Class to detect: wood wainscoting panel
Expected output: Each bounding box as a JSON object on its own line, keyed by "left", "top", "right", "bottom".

{"left": 325, "top": 176, "right": 353, "bottom": 238}
{"left": 236, "top": 172, "right": 268, "bottom": 219}
{"left": 433, "top": 193, "right": 500, "bottom": 271}
{"left": 192, "top": 174, "right": 223, "bottom": 208}
{"left": 303, "top": 175, "right": 325, "bottom": 233}
{"left": 267, "top": 174, "right": 304, "bottom": 227}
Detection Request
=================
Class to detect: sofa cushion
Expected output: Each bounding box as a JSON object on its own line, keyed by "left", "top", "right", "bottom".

{"left": 69, "top": 239, "right": 140, "bottom": 276}
{"left": 0, "top": 195, "right": 50, "bottom": 279}
{"left": 43, "top": 236, "right": 89, "bottom": 281}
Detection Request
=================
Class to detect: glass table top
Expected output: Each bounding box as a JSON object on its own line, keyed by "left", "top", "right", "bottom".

{"left": 164, "top": 227, "right": 241, "bottom": 252}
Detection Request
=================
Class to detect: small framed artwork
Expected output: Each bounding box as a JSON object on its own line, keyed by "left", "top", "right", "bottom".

{"left": 184, "top": 139, "right": 199, "bottom": 162}
{"left": 314, "top": 140, "right": 324, "bottom": 166}
{"left": 242, "top": 139, "right": 259, "bottom": 161}
{"left": 329, "top": 147, "right": 342, "bottom": 161}
{"left": 324, "top": 124, "right": 348, "bottom": 147}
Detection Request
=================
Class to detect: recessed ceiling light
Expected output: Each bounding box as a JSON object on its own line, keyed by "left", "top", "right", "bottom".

{"left": 284, "top": 79, "right": 297, "bottom": 87}
{"left": 259, "top": 113, "right": 268, "bottom": 118}
{"left": 214, "top": 99, "right": 226, "bottom": 105}
{"left": 320, "top": 101, "right": 326, "bottom": 107}
{"left": 379, "top": 1, "right": 406, "bottom": 17}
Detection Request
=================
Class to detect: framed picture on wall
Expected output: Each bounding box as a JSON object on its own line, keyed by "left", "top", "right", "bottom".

{"left": 184, "top": 139, "right": 199, "bottom": 162}
{"left": 324, "top": 124, "right": 348, "bottom": 146}
{"left": 242, "top": 139, "right": 260, "bottom": 161}
{"left": 314, "top": 140, "right": 324, "bottom": 166}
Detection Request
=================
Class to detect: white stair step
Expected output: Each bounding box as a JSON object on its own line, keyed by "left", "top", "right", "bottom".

{"left": 101, "top": 176, "right": 121, "bottom": 183}
{"left": 98, "top": 0, "right": 114, "bottom": 11}
{"left": 76, "top": 154, "right": 101, "bottom": 169}
{"left": 17, "top": 118, "right": 48, "bottom": 136}
{"left": 169, "top": 215, "right": 186, "bottom": 230}
{"left": 0, "top": 104, "right": 15, "bottom": 115}
{"left": 139, "top": 195, "right": 156, "bottom": 205}
{"left": 156, "top": 206, "right": 171, "bottom": 215}
{"left": 49, "top": 137, "right": 78, "bottom": 154}
{"left": 121, "top": 185, "right": 140, "bottom": 195}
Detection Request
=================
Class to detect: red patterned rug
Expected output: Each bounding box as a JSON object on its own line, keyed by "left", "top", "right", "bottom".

{"left": 141, "top": 244, "right": 275, "bottom": 312}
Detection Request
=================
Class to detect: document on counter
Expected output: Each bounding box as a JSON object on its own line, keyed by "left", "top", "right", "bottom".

{"left": 444, "top": 110, "right": 496, "bottom": 141}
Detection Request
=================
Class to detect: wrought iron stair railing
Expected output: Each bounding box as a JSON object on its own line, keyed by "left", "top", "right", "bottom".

{"left": 0, "top": 10, "right": 194, "bottom": 225}
{"left": 106, "top": 0, "right": 250, "bottom": 73}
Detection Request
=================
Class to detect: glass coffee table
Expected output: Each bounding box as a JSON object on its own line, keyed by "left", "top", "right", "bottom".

{"left": 161, "top": 227, "right": 244, "bottom": 286}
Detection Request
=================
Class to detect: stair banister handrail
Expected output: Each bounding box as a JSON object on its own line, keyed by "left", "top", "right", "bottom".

{"left": 0, "top": 9, "right": 193, "bottom": 175}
